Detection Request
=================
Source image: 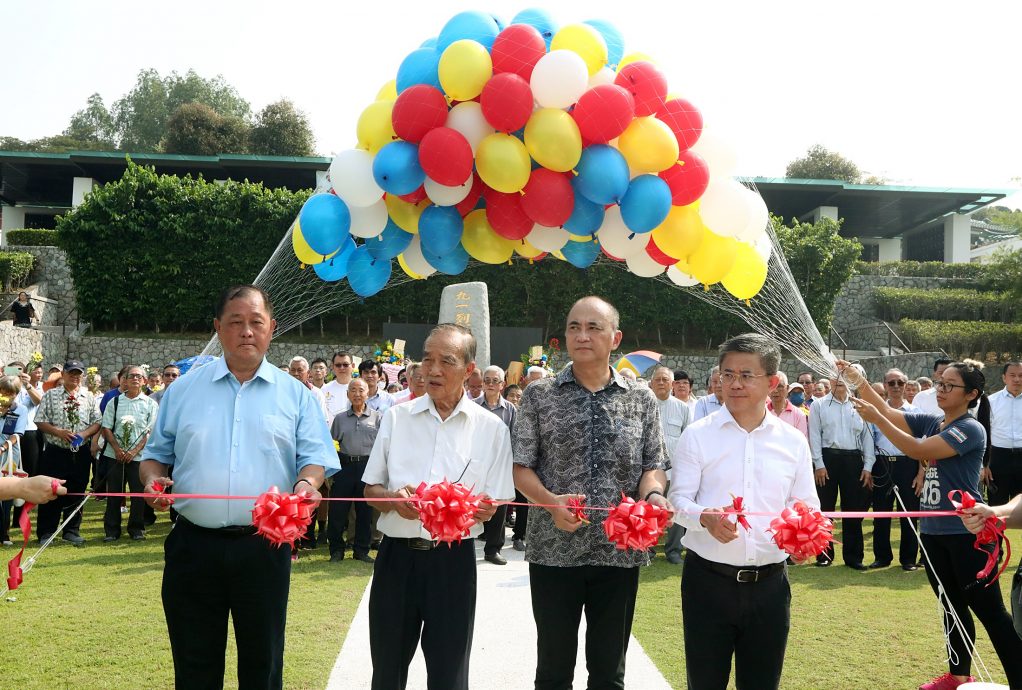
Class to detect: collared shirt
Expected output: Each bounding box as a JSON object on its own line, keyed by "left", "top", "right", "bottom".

{"left": 101, "top": 392, "right": 159, "bottom": 459}
{"left": 308, "top": 384, "right": 330, "bottom": 424}
{"left": 14, "top": 382, "right": 42, "bottom": 430}
{"left": 989, "top": 388, "right": 1022, "bottom": 449}
{"left": 1, "top": 405, "right": 28, "bottom": 473}
{"left": 912, "top": 387, "right": 940, "bottom": 415}
{"left": 391, "top": 388, "right": 413, "bottom": 405}
{"left": 767, "top": 399, "right": 809, "bottom": 439}
{"left": 808, "top": 393, "right": 876, "bottom": 471}
{"left": 656, "top": 395, "right": 690, "bottom": 458}
{"left": 675, "top": 396, "right": 698, "bottom": 417}
{"left": 872, "top": 400, "right": 917, "bottom": 456}
{"left": 34, "top": 386, "right": 101, "bottom": 448}
{"left": 99, "top": 387, "right": 120, "bottom": 413}
{"left": 321, "top": 380, "right": 350, "bottom": 419}
{"left": 141, "top": 357, "right": 340, "bottom": 528}
{"left": 330, "top": 406, "right": 381, "bottom": 456}
{"left": 363, "top": 392, "right": 514, "bottom": 539}
{"left": 367, "top": 390, "right": 395, "bottom": 414}
{"left": 669, "top": 406, "right": 820, "bottom": 567}
{"left": 692, "top": 393, "right": 722, "bottom": 421}
{"left": 473, "top": 393, "right": 516, "bottom": 429}
{"left": 149, "top": 387, "right": 166, "bottom": 405}
{"left": 512, "top": 364, "right": 667, "bottom": 568}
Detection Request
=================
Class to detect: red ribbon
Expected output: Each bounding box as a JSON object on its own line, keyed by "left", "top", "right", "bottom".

{"left": 251, "top": 486, "right": 315, "bottom": 549}
{"left": 415, "top": 480, "right": 481, "bottom": 544}
{"left": 728, "top": 495, "right": 751, "bottom": 531}
{"left": 949, "top": 490, "right": 1011, "bottom": 586}
{"left": 6, "top": 501, "right": 35, "bottom": 591}
{"left": 768, "top": 501, "right": 835, "bottom": 561}
{"left": 566, "top": 496, "right": 590, "bottom": 523}
{"left": 602, "top": 494, "right": 671, "bottom": 552}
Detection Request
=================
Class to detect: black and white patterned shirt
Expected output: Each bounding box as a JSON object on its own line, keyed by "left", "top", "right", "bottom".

{"left": 512, "top": 364, "right": 667, "bottom": 568}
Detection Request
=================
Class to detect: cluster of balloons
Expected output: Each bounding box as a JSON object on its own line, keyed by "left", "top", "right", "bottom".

{"left": 292, "top": 9, "right": 773, "bottom": 300}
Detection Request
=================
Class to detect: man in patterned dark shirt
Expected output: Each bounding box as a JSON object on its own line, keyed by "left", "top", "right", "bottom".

{"left": 512, "top": 295, "right": 671, "bottom": 690}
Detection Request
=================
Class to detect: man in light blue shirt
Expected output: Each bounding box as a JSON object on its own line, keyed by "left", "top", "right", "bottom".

{"left": 692, "top": 366, "right": 722, "bottom": 421}
{"left": 140, "top": 285, "right": 339, "bottom": 690}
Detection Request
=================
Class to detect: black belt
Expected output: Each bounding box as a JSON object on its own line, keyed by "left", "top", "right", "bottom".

{"left": 992, "top": 446, "right": 1022, "bottom": 455}
{"left": 878, "top": 454, "right": 908, "bottom": 461}
{"left": 177, "top": 516, "right": 257, "bottom": 537}
{"left": 387, "top": 536, "right": 474, "bottom": 551}
{"left": 339, "top": 453, "right": 369, "bottom": 466}
{"left": 688, "top": 551, "right": 785, "bottom": 584}
{"left": 823, "top": 448, "right": 861, "bottom": 457}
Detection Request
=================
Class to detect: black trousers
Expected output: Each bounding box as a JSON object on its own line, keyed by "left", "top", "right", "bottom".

{"left": 327, "top": 460, "right": 372, "bottom": 556}
{"left": 682, "top": 553, "right": 791, "bottom": 690}
{"left": 988, "top": 446, "right": 1022, "bottom": 507}
{"left": 21, "top": 429, "right": 42, "bottom": 477}
{"left": 99, "top": 456, "right": 146, "bottom": 538}
{"left": 529, "top": 563, "right": 640, "bottom": 690}
{"left": 369, "top": 537, "right": 476, "bottom": 690}
{"left": 920, "top": 532, "right": 1022, "bottom": 686}
{"left": 815, "top": 448, "right": 869, "bottom": 565}
{"left": 512, "top": 490, "right": 529, "bottom": 541}
{"left": 871, "top": 455, "right": 921, "bottom": 566}
{"left": 482, "top": 505, "right": 507, "bottom": 555}
{"left": 162, "top": 519, "right": 292, "bottom": 690}
{"left": 36, "top": 445, "right": 90, "bottom": 537}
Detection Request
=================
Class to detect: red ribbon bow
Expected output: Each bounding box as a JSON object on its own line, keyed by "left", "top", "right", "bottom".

{"left": 768, "top": 502, "right": 835, "bottom": 561}
{"left": 602, "top": 494, "right": 671, "bottom": 552}
{"left": 6, "top": 501, "right": 35, "bottom": 591}
{"left": 151, "top": 481, "right": 174, "bottom": 503}
{"left": 415, "top": 480, "right": 481, "bottom": 544}
{"left": 949, "top": 490, "right": 1011, "bottom": 586}
{"left": 251, "top": 486, "right": 315, "bottom": 549}
{"left": 566, "top": 497, "right": 590, "bottom": 523}
{"left": 728, "top": 495, "right": 751, "bottom": 531}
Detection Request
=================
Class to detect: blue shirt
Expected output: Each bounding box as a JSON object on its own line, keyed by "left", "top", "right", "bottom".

{"left": 693, "top": 394, "right": 722, "bottom": 422}
{"left": 1, "top": 405, "right": 28, "bottom": 474}
{"left": 141, "top": 357, "right": 340, "bottom": 528}
{"left": 99, "top": 387, "right": 120, "bottom": 413}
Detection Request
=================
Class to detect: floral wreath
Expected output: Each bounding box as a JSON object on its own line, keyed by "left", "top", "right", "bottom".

{"left": 373, "top": 341, "right": 401, "bottom": 364}
{"left": 519, "top": 338, "right": 561, "bottom": 372}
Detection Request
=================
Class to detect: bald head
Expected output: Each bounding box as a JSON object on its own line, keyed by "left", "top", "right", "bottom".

{"left": 567, "top": 296, "right": 619, "bottom": 330}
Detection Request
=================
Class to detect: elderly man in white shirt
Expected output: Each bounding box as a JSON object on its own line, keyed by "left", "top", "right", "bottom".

{"left": 650, "top": 365, "right": 690, "bottom": 564}
{"left": 670, "top": 333, "right": 818, "bottom": 690}
{"left": 363, "top": 324, "right": 514, "bottom": 690}
{"left": 988, "top": 360, "right": 1022, "bottom": 506}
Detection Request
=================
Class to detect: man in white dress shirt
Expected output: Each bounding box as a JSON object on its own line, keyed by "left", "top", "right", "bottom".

{"left": 988, "top": 360, "right": 1022, "bottom": 506}
{"left": 692, "top": 366, "right": 722, "bottom": 421}
{"left": 322, "top": 351, "right": 354, "bottom": 419}
{"left": 670, "top": 333, "right": 818, "bottom": 690}
{"left": 911, "top": 358, "right": 952, "bottom": 415}
{"left": 650, "top": 365, "right": 691, "bottom": 565}
{"left": 363, "top": 324, "right": 514, "bottom": 690}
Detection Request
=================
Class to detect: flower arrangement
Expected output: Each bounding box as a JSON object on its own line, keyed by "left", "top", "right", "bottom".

{"left": 119, "top": 414, "right": 136, "bottom": 449}
{"left": 85, "top": 366, "right": 100, "bottom": 390}
{"left": 30, "top": 351, "right": 43, "bottom": 365}
{"left": 64, "top": 391, "right": 81, "bottom": 430}
{"left": 373, "top": 341, "right": 400, "bottom": 364}
{"left": 519, "top": 338, "right": 561, "bottom": 372}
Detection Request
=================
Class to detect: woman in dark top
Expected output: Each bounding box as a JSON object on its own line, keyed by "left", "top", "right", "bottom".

{"left": 845, "top": 359, "right": 1022, "bottom": 690}
{"left": 10, "top": 292, "right": 36, "bottom": 327}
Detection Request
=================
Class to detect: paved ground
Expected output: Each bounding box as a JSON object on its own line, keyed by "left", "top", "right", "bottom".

{"left": 327, "top": 534, "right": 672, "bottom": 689}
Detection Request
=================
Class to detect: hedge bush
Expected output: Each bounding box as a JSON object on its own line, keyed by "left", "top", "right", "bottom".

{"left": 899, "top": 319, "right": 1022, "bottom": 357}
{"left": 5, "top": 229, "right": 59, "bottom": 246}
{"left": 855, "top": 260, "right": 990, "bottom": 281}
{"left": 0, "top": 251, "right": 35, "bottom": 291}
{"left": 875, "top": 287, "right": 1020, "bottom": 323}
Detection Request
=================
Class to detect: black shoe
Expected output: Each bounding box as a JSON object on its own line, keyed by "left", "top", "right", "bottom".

{"left": 354, "top": 552, "right": 375, "bottom": 564}
{"left": 666, "top": 553, "right": 683, "bottom": 565}
{"left": 846, "top": 563, "right": 867, "bottom": 571}
{"left": 103, "top": 535, "right": 119, "bottom": 543}
{"left": 512, "top": 538, "right": 526, "bottom": 552}
{"left": 484, "top": 553, "right": 508, "bottom": 566}
{"left": 815, "top": 559, "right": 832, "bottom": 567}
{"left": 330, "top": 552, "right": 345, "bottom": 563}
{"left": 370, "top": 539, "right": 382, "bottom": 550}
{"left": 902, "top": 563, "right": 920, "bottom": 572}
{"left": 62, "top": 533, "right": 86, "bottom": 547}
{"left": 867, "top": 561, "right": 891, "bottom": 569}
{"left": 130, "top": 533, "right": 146, "bottom": 541}
{"left": 37, "top": 533, "right": 53, "bottom": 543}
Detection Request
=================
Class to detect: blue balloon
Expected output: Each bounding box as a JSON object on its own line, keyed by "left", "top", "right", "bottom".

{"left": 512, "top": 8, "right": 557, "bottom": 49}
{"left": 620, "top": 175, "right": 672, "bottom": 233}
{"left": 298, "top": 193, "right": 350, "bottom": 256}
{"left": 420, "top": 36, "right": 437, "bottom": 49}
{"left": 560, "top": 239, "right": 601, "bottom": 269}
{"left": 313, "top": 236, "right": 356, "bottom": 282}
{"left": 491, "top": 13, "right": 506, "bottom": 31}
{"left": 396, "top": 47, "right": 441, "bottom": 92}
{"left": 367, "top": 220, "right": 413, "bottom": 261}
{"left": 564, "top": 184, "right": 606, "bottom": 236}
{"left": 437, "top": 11, "right": 500, "bottom": 52}
{"left": 346, "top": 246, "right": 392, "bottom": 298}
{"left": 422, "top": 242, "right": 469, "bottom": 275}
{"left": 373, "top": 141, "right": 425, "bottom": 196}
{"left": 583, "top": 20, "right": 624, "bottom": 67}
{"left": 418, "top": 205, "right": 464, "bottom": 255}
{"left": 575, "top": 145, "right": 630, "bottom": 206}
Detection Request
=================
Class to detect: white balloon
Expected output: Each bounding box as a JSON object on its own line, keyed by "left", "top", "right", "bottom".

{"left": 348, "top": 199, "right": 389, "bottom": 239}
{"left": 424, "top": 175, "right": 473, "bottom": 206}
{"left": 690, "top": 128, "right": 737, "bottom": 180}
{"left": 626, "top": 250, "right": 666, "bottom": 277}
{"left": 446, "top": 101, "right": 494, "bottom": 154}
{"left": 739, "top": 190, "right": 770, "bottom": 242}
{"left": 597, "top": 206, "right": 647, "bottom": 259}
{"left": 530, "top": 50, "right": 589, "bottom": 109}
{"left": 698, "top": 178, "right": 752, "bottom": 239}
{"left": 402, "top": 235, "right": 436, "bottom": 278}
{"left": 588, "top": 66, "right": 616, "bottom": 88}
{"left": 526, "top": 224, "right": 570, "bottom": 252}
{"left": 752, "top": 228, "right": 773, "bottom": 263}
{"left": 328, "top": 149, "right": 384, "bottom": 207}
{"left": 667, "top": 265, "right": 700, "bottom": 287}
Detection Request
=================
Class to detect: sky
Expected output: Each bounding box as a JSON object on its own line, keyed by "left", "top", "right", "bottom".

{"left": 3, "top": 0, "right": 1020, "bottom": 209}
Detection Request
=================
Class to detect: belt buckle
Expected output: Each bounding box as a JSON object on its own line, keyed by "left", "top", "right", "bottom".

{"left": 736, "top": 569, "right": 759, "bottom": 583}
{"left": 408, "top": 538, "right": 435, "bottom": 551}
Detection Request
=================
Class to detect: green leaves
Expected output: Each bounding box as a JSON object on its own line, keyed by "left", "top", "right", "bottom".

{"left": 0, "top": 251, "right": 35, "bottom": 291}
{"left": 900, "top": 319, "right": 1022, "bottom": 358}
{"left": 875, "top": 287, "right": 1020, "bottom": 323}
{"left": 5, "top": 229, "right": 58, "bottom": 246}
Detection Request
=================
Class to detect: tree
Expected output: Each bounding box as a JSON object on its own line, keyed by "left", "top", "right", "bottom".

{"left": 249, "top": 100, "right": 316, "bottom": 156}
{"left": 64, "top": 93, "right": 116, "bottom": 147}
{"left": 163, "top": 103, "right": 249, "bottom": 155}
{"left": 0, "top": 136, "right": 30, "bottom": 151}
{"left": 785, "top": 145, "right": 861, "bottom": 184}
{"left": 165, "top": 70, "right": 250, "bottom": 121}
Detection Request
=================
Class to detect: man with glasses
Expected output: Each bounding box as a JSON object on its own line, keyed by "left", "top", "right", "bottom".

{"left": 323, "top": 352, "right": 354, "bottom": 420}
{"left": 868, "top": 368, "right": 924, "bottom": 570}
{"left": 473, "top": 364, "right": 516, "bottom": 565}
{"left": 988, "top": 361, "right": 1022, "bottom": 506}
{"left": 149, "top": 365, "right": 180, "bottom": 405}
{"left": 359, "top": 360, "right": 395, "bottom": 414}
{"left": 912, "top": 358, "right": 952, "bottom": 415}
{"left": 672, "top": 369, "right": 698, "bottom": 415}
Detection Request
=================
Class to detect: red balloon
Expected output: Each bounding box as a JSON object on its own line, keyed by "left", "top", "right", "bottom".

{"left": 480, "top": 73, "right": 534, "bottom": 133}
{"left": 572, "top": 85, "right": 635, "bottom": 144}
{"left": 646, "top": 237, "right": 679, "bottom": 266}
{"left": 520, "top": 169, "right": 574, "bottom": 227}
{"left": 614, "top": 61, "right": 668, "bottom": 117}
{"left": 484, "top": 188, "right": 533, "bottom": 240}
{"left": 398, "top": 185, "right": 427, "bottom": 203}
{"left": 454, "top": 173, "right": 485, "bottom": 217}
{"left": 659, "top": 150, "right": 710, "bottom": 206}
{"left": 491, "top": 24, "right": 547, "bottom": 81}
{"left": 392, "top": 85, "right": 449, "bottom": 143}
{"left": 656, "top": 98, "right": 703, "bottom": 151}
{"left": 418, "top": 127, "right": 473, "bottom": 186}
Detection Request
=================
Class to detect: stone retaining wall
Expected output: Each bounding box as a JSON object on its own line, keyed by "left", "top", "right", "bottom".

{"left": 831, "top": 275, "right": 951, "bottom": 349}
{"left": 8, "top": 246, "right": 77, "bottom": 324}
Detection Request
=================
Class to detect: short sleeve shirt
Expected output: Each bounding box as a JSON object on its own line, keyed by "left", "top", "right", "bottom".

{"left": 35, "top": 387, "right": 102, "bottom": 448}
{"left": 906, "top": 411, "right": 985, "bottom": 535}
{"left": 330, "top": 407, "right": 381, "bottom": 457}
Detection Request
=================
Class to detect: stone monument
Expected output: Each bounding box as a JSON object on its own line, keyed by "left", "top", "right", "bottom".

{"left": 438, "top": 282, "right": 490, "bottom": 368}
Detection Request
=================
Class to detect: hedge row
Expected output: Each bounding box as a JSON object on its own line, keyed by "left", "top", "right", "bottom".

{"left": 875, "top": 287, "right": 1020, "bottom": 323}
{"left": 899, "top": 319, "right": 1022, "bottom": 357}
{"left": 0, "top": 251, "right": 35, "bottom": 291}
{"left": 855, "top": 260, "right": 990, "bottom": 281}
{"left": 5, "top": 229, "right": 59, "bottom": 246}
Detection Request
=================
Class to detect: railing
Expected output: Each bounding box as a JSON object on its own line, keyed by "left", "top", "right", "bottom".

{"left": 828, "top": 325, "right": 849, "bottom": 360}
{"left": 840, "top": 321, "right": 913, "bottom": 355}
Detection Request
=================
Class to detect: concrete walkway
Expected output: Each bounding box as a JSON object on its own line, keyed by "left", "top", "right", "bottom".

{"left": 327, "top": 535, "right": 673, "bottom": 689}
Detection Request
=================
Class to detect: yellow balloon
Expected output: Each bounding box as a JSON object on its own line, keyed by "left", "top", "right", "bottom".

{"left": 524, "top": 109, "right": 583, "bottom": 173}
{"left": 651, "top": 203, "right": 704, "bottom": 260}
{"left": 356, "top": 100, "right": 396, "bottom": 154}
{"left": 515, "top": 239, "right": 546, "bottom": 259}
{"left": 376, "top": 80, "right": 397, "bottom": 102}
{"left": 438, "top": 39, "right": 493, "bottom": 101}
{"left": 397, "top": 253, "right": 424, "bottom": 279}
{"left": 617, "top": 116, "right": 679, "bottom": 173}
{"left": 551, "top": 250, "right": 566, "bottom": 261}
{"left": 384, "top": 195, "right": 429, "bottom": 234}
{"left": 568, "top": 232, "right": 594, "bottom": 243}
{"left": 551, "top": 24, "right": 608, "bottom": 76}
{"left": 721, "top": 242, "right": 768, "bottom": 300}
{"left": 462, "top": 210, "right": 515, "bottom": 264}
{"left": 618, "top": 52, "right": 655, "bottom": 69}
{"left": 291, "top": 221, "right": 337, "bottom": 265}
{"left": 476, "top": 133, "right": 531, "bottom": 193}
{"left": 687, "top": 228, "right": 738, "bottom": 285}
